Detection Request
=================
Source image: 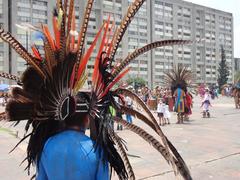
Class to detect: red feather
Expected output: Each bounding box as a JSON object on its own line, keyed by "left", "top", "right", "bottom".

{"left": 92, "top": 16, "right": 111, "bottom": 87}
{"left": 74, "top": 23, "right": 104, "bottom": 86}
{"left": 31, "top": 45, "right": 42, "bottom": 61}
{"left": 70, "top": 8, "right": 76, "bottom": 51}
{"left": 100, "top": 67, "right": 130, "bottom": 98}
{"left": 104, "top": 21, "right": 114, "bottom": 52}
{"left": 43, "top": 25, "right": 56, "bottom": 51}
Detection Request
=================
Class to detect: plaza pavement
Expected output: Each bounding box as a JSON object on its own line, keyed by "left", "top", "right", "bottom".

{"left": 0, "top": 96, "right": 240, "bottom": 180}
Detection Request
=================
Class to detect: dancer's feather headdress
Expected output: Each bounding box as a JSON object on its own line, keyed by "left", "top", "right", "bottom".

{"left": 0, "top": 0, "right": 193, "bottom": 179}
{"left": 163, "top": 65, "right": 194, "bottom": 93}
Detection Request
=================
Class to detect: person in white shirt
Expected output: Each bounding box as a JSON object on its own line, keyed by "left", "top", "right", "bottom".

{"left": 157, "top": 100, "right": 164, "bottom": 126}
{"left": 163, "top": 102, "right": 171, "bottom": 124}
{"left": 125, "top": 96, "right": 133, "bottom": 123}
{"left": 201, "top": 89, "right": 212, "bottom": 117}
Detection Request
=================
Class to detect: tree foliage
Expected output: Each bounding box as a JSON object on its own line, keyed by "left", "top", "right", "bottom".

{"left": 126, "top": 76, "right": 146, "bottom": 89}
{"left": 235, "top": 71, "right": 240, "bottom": 83}
{"left": 217, "top": 46, "right": 230, "bottom": 89}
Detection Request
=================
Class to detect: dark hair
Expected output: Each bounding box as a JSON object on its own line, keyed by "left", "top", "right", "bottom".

{"left": 25, "top": 93, "right": 90, "bottom": 175}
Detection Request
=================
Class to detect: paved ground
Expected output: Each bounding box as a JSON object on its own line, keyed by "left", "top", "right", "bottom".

{"left": 0, "top": 96, "right": 240, "bottom": 180}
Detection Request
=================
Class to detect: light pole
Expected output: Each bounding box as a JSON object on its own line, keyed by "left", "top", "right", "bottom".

{"left": 15, "top": 23, "right": 35, "bottom": 51}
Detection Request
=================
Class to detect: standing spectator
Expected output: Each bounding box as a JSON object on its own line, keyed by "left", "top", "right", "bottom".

{"left": 157, "top": 100, "right": 165, "bottom": 126}
{"left": 125, "top": 96, "right": 133, "bottom": 124}
{"left": 163, "top": 101, "right": 171, "bottom": 124}
{"left": 115, "top": 97, "right": 123, "bottom": 130}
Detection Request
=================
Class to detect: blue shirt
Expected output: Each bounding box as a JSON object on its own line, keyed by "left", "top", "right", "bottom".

{"left": 36, "top": 130, "right": 109, "bottom": 180}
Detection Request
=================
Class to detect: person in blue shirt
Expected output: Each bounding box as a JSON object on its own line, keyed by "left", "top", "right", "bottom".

{"left": 36, "top": 110, "right": 109, "bottom": 180}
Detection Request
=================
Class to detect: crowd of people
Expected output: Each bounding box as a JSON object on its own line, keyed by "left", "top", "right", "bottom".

{"left": 117, "top": 82, "right": 239, "bottom": 129}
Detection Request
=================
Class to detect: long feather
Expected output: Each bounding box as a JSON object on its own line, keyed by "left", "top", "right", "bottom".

{"left": 31, "top": 45, "right": 42, "bottom": 61}
{"left": 74, "top": 0, "right": 94, "bottom": 80}
{"left": 74, "top": 23, "right": 104, "bottom": 86}
{"left": 0, "top": 72, "right": 21, "bottom": 83}
{"left": 59, "top": 9, "right": 66, "bottom": 62}
{"left": 113, "top": 40, "right": 192, "bottom": 78}
{"left": 0, "top": 27, "right": 45, "bottom": 78}
{"left": 117, "top": 89, "right": 190, "bottom": 176}
{"left": 120, "top": 105, "right": 157, "bottom": 131}
{"left": 109, "top": 130, "right": 135, "bottom": 180}
{"left": 67, "top": 0, "right": 75, "bottom": 35}
{"left": 116, "top": 88, "right": 156, "bottom": 125}
{"left": 114, "top": 117, "right": 192, "bottom": 180}
{"left": 119, "top": 89, "right": 194, "bottom": 180}
{"left": 52, "top": 15, "right": 60, "bottom": 49}
{"left": 110, "top": 0, "right": 147, "bottom": 60}
{"left": 42, "top": 25, "right": 56, "bottom": 51}
{"left": 70, "top": 8, "right": 76, "bottom": 51}
{"left": 92, "top": 17, "right": 111, "bottom": 86}
{"left": 100, "top": 67, "right": 130, "bottom": 98}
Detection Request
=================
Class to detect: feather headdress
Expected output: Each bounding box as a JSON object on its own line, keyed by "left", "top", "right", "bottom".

{"left": 0, "top": 0, "right": 193, "bottom": 179}
{"left": 163, "top": 65, "right": 194, "bottom": 94}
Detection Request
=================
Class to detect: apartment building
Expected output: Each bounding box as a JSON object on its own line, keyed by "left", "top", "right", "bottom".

{"left": 0, "top": 0, "right": 234, "bottom": 87}
{"left": 81, "top": 0, "right": 234, "bottom": 86}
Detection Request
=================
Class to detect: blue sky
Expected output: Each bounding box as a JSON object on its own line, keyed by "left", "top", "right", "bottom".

{"left": 184, "top": 0, "right": 240, "bottom": 57}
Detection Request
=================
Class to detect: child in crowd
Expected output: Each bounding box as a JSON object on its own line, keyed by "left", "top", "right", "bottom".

{"left": 157, "top": 99, "right": 164, "bottom": 126}
{"left": 125, "top": 96, "right": 133, "bottom": 124}
{"left": 163, "top": 102, "right": 171, "bottom": 124}
{"left": 201, "top": 89, "right": 212, "bottom": 117}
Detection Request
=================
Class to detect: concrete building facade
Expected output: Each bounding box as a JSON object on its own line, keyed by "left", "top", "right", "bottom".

{"left": 235, "top": 58, "right": 240, "bottom": 72}
{"left": 0, "top": 0, "right": 234, "bottom": 87}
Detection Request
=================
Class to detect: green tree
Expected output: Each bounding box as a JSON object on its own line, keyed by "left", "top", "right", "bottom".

{"left": 234, "top": 71, "right": 240, "bottom": 83}
{"left": 126, "top": 76, "right": 146, "bottom": 89}
{"left": 217, "top": 45, "right": 230, "bottom": 90}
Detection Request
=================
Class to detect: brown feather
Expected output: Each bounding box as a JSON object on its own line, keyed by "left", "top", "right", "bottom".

{"left": 0, "top": 27, "right": 45, "bottom": 78}
{"left": 43, "top": 40, "right": 56, "bottom": 76}
{"left": 0, "top": 72, "right": 21, "bottom": 83}
{"left": 110, "top": 0, "right": 147, "bottom": 60}
{"left": 75, "top": 0, "right": 94, "bottom": 80}
{"left": 116, "top": 88, "right": 157, "bottom": 125}
{"left": 59, "top": 12, "right": 66, "bottom": 62}
{"left": 117, "top": 89, "right": 193, "bottom": 178}
{"left": 67, "top": 0, "right": 75, "bottom": 34}
{"left": 113, "top": 40, "right": 192, "bottom": 78}
{"left": 109, "top": 130, "right": 135, "bottom": 180}
{"left": 114, "top": 117, "right": 192, "bottom": 180}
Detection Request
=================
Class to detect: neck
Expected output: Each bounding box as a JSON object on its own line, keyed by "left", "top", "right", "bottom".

{"left": 67, "top": 126, "right": 86, "bottom": 133}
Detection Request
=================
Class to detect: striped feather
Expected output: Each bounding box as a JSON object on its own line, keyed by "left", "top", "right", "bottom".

{"left": 100, "top": 67, "right": 130, "bottom": 98}
{"left": 113, "top": 40, "right": 192, "bottom": 78}
{"left": 109, "top": 130, "right": 135, "bottom": 180}
{"left": 92, "top": 17, "right": 111, "bottom": 88}
{"left": 0, "top": 72, "right": 21, "bottom": 83}
{"left": 74, "top": 0, "right": 94, "bottom": 80}
{"left": 59, "top": 10, "right": 66, "bottom": 61}
{"left": 110, "top": 0, "right": 146, "bottom": 60}
{"left": 114, "top": 117, "right": 192, "bottom": 180}
{"left": 117, "top": 89, "right": 189, "bottom": 176}
{"left": 0, "top": 27, "right": 45, "bottom": 78}
{"left": 42, "top": 25, "right": 56, "bottom": 51}
{"left": 52, "top": 15, "right": 60, "bottom": 49}
{"left": 74, "top": 23, "right": 104, "bottom": 86}
{"left": 67, "top": 0, "right": 75, "bottom": 35}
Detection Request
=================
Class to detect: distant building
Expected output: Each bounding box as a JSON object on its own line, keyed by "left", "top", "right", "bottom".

{"left": 235, "top": 58, "right": 240, "bottom": 72}
{"left": 0, "top": 0, "right": 234, "bottom": 86}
